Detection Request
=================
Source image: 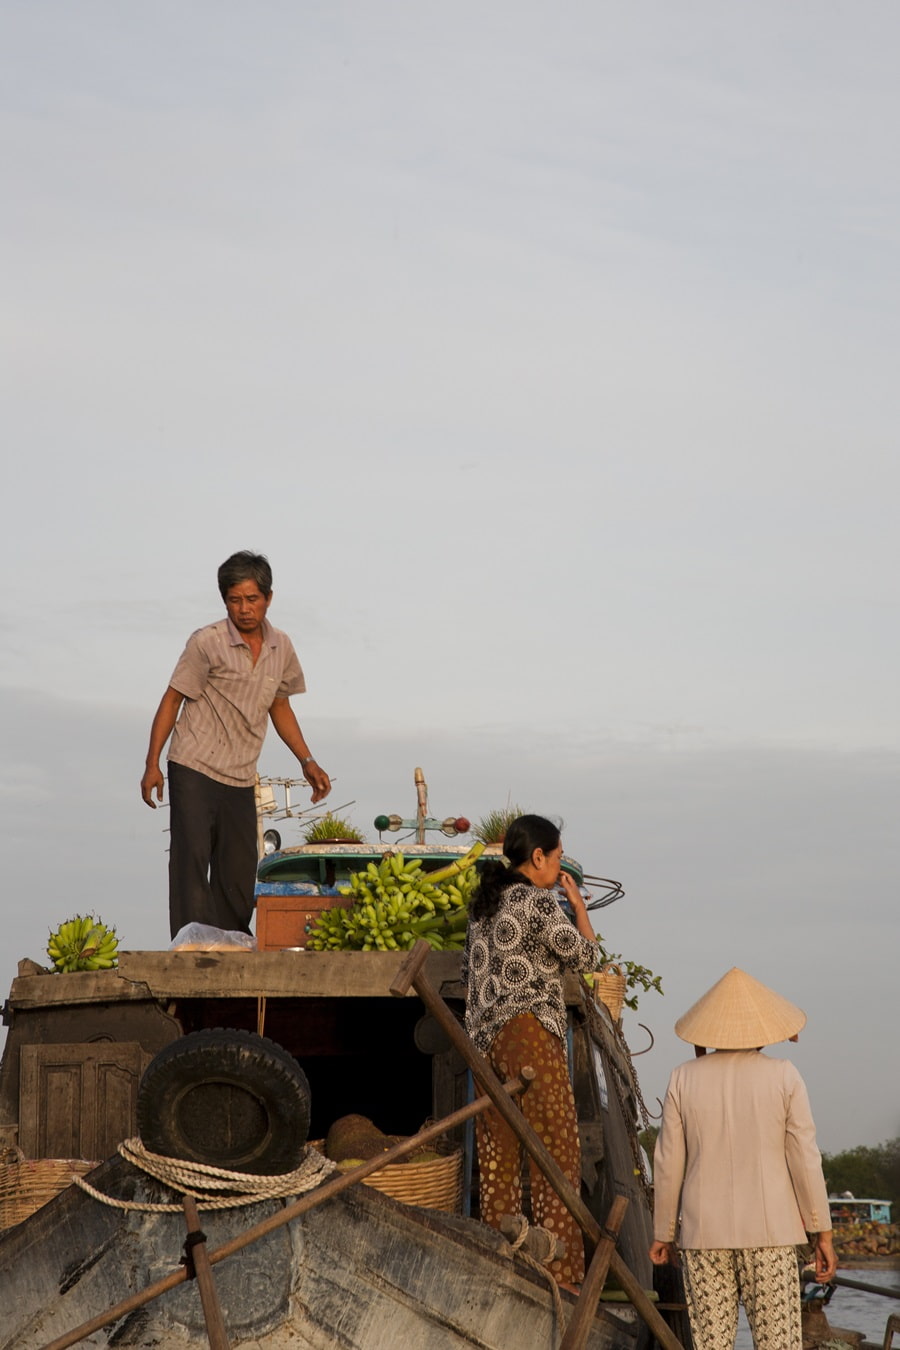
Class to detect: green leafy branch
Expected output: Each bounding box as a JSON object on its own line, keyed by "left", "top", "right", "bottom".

{"left": 595, "top": 937, "right": 664, "bottom": 1012}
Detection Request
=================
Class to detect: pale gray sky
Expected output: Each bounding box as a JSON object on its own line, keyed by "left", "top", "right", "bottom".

{"left": 2, "top": 2, "right": 897, "bottom": 1155}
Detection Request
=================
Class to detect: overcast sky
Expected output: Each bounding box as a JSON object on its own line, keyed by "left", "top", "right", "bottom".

{"left": 2, "top": 2, "right": 897, "bottom": 1157}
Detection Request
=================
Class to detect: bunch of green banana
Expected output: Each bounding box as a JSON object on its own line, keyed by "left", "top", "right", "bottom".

{"left": 306, "top": 850, "right": 482, "bottom": 953}
{"left": 47, "top": 915, "right": 119, "bottom": 973}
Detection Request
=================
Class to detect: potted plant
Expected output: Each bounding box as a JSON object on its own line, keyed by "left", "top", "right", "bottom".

{"left": 302, "top": 814, "right": 367, "bottom": 845}
{"left": 472, "top": 806, "right": 528, "bottom": 846}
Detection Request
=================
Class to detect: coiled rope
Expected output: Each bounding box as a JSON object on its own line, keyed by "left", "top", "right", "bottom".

{"left": 73, "top": 1138, "right": 336, "bottom": 1212}
{"left": 501, "top": 1214, "right": 565, "bottom": 1326}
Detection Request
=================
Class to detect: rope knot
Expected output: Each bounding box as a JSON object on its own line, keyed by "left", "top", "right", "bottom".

{"left": 180, "top": 1228, "right": 207, "bottom": 1279}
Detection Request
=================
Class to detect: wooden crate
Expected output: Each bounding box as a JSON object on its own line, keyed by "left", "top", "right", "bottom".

{"left": 255, "top": 894, "right": 348, "bottom": 951}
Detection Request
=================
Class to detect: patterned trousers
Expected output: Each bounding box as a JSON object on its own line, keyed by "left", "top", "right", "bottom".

{"left": 681, "top": 1245, "right": 802, "bottom": 1350}
{"left": 475, "top": 1013, "right": 584, "bottom": 1286}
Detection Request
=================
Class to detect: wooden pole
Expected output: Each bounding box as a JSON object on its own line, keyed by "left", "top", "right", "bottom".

{"left": 414, "top": 766, "right": 427, "bottom": 843}
{"left": 181, "top": 1195, "right": 232, "bottom": 1350}
{"left": 389, "top": 941, "right": 686, "bottom": 1350}
{"left": 39, "top": 1075, "right": 531, "bottom": 1350}
{"left": 558, "top": 1196, "right": 628, "bottom": 1350}
{"left": 801, "top": 1270, "right": 900, "bottom": 1301}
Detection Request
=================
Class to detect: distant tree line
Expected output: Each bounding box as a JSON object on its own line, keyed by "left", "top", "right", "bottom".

{"left": 822, "top": 1138, "right": 900, "bottom": 1208}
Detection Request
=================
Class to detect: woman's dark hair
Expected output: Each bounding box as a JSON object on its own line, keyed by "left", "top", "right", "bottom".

{"left": 469, "top": 814, "right": 562, "bottom": 922}
{"left": 217, "top": 551, "right": 273, "bottom": 600}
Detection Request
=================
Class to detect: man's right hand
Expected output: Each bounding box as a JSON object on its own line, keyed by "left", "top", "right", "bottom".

{"left": 142, "top": 688, "right": 184, "bottom": 807}
{"left": 141, "top": 765, "right": 165, "bottom": 807}
{"left": 649, "top": 1241, "right": 679, "bottom": 1267}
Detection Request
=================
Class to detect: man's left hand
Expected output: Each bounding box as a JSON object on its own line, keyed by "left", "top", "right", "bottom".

{"left": 304, "top": 760, "right": 331, "bottom": 803}
{"left": 814, "top": 1232, "right": 838, "bottom": 1282}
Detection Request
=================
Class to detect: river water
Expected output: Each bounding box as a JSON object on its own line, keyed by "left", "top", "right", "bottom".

{"left": 731, "top": 1265, "right": 900, "bottom": 1347}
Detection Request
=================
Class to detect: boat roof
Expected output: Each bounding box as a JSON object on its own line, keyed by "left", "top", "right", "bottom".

{"left": 257, "top": 840, "right": 585, "bottom": 886}
{"left": 828, "top": 1195, "right": 892, "bottom": 1204}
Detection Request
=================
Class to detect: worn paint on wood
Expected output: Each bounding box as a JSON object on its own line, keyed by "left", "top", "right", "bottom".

{"left": 8, "top": 950, "right": 465, "bottom": 1007}
{"left": 0, "top": 1158, "right": 641, "bottom": 1350}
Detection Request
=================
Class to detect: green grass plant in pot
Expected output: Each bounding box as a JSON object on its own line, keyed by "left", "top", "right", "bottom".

{"left": 473, "top": 805, "right": 529, "bottom": 846}
{"left": 303, "top": 814, "right": 367, "bottom": 844}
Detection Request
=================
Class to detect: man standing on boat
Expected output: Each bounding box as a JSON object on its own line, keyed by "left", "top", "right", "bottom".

{"left": 141, "top": 550, "right": 331, "bottom": 938}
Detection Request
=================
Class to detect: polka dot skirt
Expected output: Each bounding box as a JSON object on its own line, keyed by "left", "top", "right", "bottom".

{"left": 475, "top": 1012, "right": 584, "bottom": 1286}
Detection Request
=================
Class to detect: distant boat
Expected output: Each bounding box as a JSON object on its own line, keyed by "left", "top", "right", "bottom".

{"left": 829, "top": 1193, "right": 893, "bottom": 1226}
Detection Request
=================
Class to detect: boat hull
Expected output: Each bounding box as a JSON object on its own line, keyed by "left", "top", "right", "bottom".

{"left": 0, "top": 1158, "right": 642, "bottom": 1349}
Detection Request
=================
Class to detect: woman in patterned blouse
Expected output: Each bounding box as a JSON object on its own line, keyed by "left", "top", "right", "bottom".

{"left": 462, "top": 813, "right": 600, "bottom": 1289}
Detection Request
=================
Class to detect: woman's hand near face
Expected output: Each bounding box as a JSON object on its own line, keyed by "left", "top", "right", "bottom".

{"left": 557, "top": 871, "right": 584, "bottom": 906}
{"left": 558, "top": 871, "right": 597, "bottom": 942}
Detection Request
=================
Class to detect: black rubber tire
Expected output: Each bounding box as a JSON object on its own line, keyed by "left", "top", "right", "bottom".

{"left": 136, "top": 1028, "right": 311, "bottom": 1175}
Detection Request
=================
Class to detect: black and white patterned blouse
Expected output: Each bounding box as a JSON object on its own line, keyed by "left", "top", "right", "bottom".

{"left": 462, "top": 882, "right": 600, "bottom": 1053}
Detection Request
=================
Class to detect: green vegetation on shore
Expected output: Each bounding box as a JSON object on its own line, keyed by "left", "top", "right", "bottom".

{"left": 824, "top": 1138, "right": 900, "bottom": 1210}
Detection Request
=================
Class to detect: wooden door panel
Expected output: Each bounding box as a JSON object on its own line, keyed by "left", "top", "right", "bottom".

{"left": 19, "top": 1043, "right": 151, "bottom": 1160}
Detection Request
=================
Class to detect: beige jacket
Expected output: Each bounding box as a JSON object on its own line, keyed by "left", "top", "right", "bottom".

{"left": 652, "top": 1050, "right": 831, "bottom": 1249}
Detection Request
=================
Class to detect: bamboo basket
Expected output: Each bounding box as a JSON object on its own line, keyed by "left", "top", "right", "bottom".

{"left": 0, "top": 1150, "right": 99, "bottom": 1231}
{"left": 362, "top": 1147, "right": 462, "bottom": 1212}
{"left": 310, "top": 1139, "right": 463, "bottom": 1214}
{"left": 593, "top": 963, "right": 627, "bottom": 1022}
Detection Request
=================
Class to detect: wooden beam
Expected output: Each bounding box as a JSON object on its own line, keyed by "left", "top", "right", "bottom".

{"left": 10, "top": 951, "right": 463, "bottom": 1008}
{"left": 559, "top": 1196, "right": 628, "bottom": 1350}
{"left": 182, "top": 1195, "right": 231, "bottom": 1350}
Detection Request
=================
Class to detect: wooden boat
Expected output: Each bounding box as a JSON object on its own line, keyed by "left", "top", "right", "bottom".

{"left": 0, "top": 776, "right": 679, "bottom": 1348}
{"left": 0, "top": 942, "right": 671, "bottom": 1349}
{"left": 1, "top": 1149, "right": 646, "bottom": 1350}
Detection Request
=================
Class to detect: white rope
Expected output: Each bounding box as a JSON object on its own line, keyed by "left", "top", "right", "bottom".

{"left": 73, "top": 1138, "right": 336, "bottom": 1212}
{"left": 501, "top": 1214, "right": 566, "bottom": 1327}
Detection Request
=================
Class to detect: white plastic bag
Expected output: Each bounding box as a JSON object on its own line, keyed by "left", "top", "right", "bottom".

{"left": 169, "top": 923, "right": 256, "bottom": 951}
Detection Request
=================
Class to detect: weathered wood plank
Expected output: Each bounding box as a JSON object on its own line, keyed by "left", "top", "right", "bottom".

{"left": 8, "top": 968, "right": 151, "bottom": 1008}
{"left": 9, "top": 951, "right": 464, "bottom": 1008}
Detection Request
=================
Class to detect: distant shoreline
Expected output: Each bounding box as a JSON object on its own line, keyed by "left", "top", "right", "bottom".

{"left": 838, "top": 1257, "right": 900, "bottom": 1270}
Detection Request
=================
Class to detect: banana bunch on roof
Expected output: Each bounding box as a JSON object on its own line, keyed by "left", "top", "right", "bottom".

{"left": 47, "top": 914, "right": 119, "bottom": 973}
{"left": 307, "top": 847, "right": 483, "bottom": 953}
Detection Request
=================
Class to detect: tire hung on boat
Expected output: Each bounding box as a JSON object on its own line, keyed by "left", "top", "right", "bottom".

{"left": 136, "top": 1028, "right": 311, "bottom": 1175}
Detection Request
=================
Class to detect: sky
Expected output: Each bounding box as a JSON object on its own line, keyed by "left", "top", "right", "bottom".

{"left": 1, "top": 2, "right": 897, "bottom": 1158}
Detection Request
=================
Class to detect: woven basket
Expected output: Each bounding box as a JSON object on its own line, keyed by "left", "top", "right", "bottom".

{"left": 0, "top": 1151, "right": 99, "bottom": 1231}
{"left": 311, "top": 1139, "right": 463, "bottom": 1214}
{"left": 362, "top": 1147, "right": 462, "bottom": 1212}
{"left": 594, "top": 963, "right": 627, "bottom": 1022}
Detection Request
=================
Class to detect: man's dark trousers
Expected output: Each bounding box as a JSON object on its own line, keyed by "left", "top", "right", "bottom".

{"left": 167, "top": 761, "right": 257, "bottom": 938}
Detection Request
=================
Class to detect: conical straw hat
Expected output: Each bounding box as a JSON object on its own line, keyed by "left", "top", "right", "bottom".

{"left": 674, "top": 967, "right": 807, "bottom": 1049}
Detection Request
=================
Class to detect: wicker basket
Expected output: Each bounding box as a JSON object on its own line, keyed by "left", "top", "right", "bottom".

{"left": 362, "top": 1147, "right": 462, "bottom": 1212}
{"left": 0, "top": 1150, "right": 99, "bottom": 1231}
{"left": 311, "top": 1139, "right": 463, "bottom": 1214}
{"left": 593, "top": 963, "right": 627, "bottom": 1022}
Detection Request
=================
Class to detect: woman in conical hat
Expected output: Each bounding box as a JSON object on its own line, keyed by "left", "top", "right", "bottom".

{"left": 648, "top": 968, "right": 836, "bottom": 1350}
